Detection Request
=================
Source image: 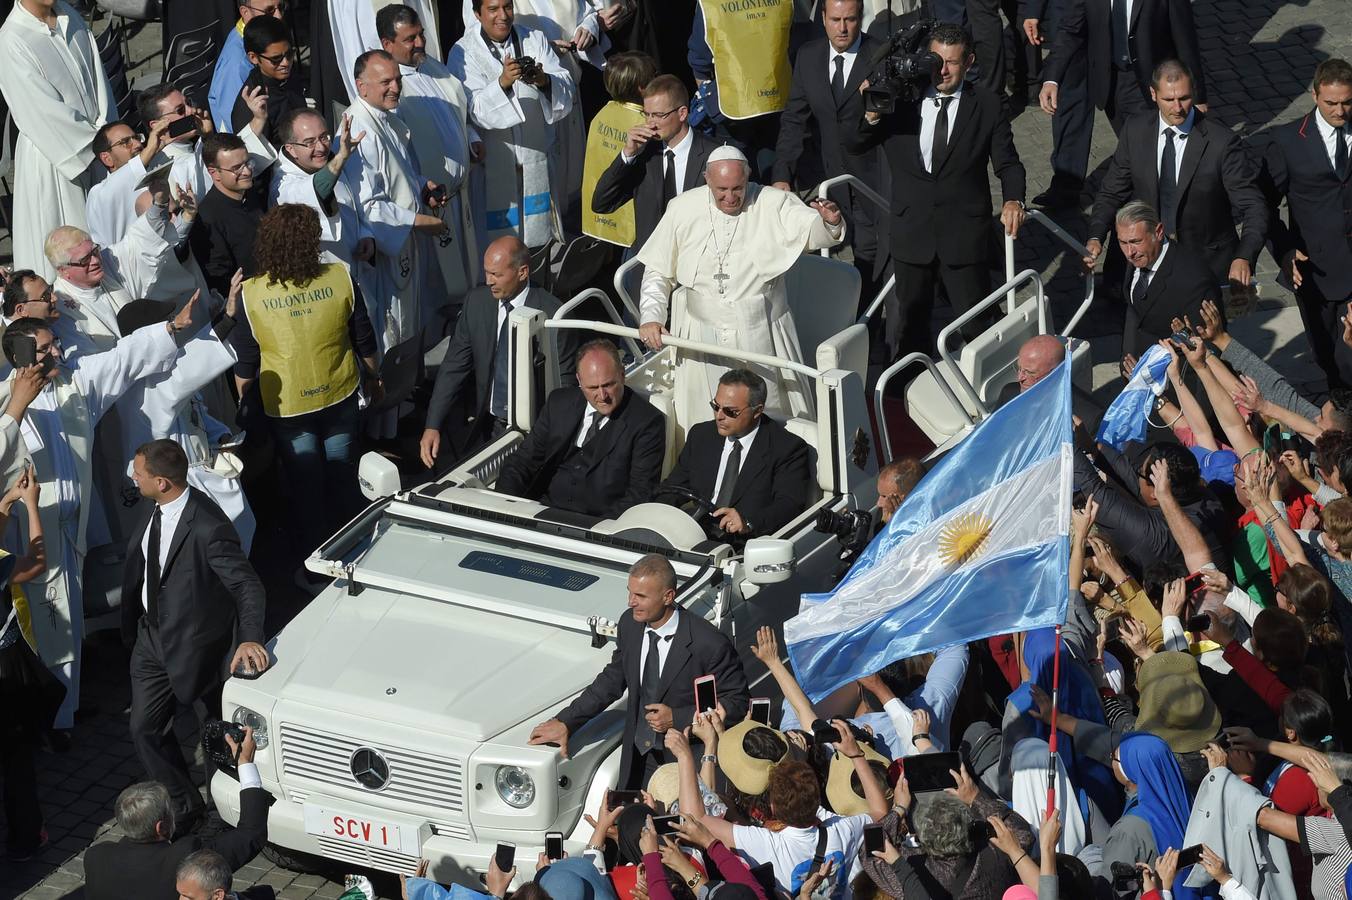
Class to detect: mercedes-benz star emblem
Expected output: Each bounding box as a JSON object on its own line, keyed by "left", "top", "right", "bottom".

{"left": 349, "top": 747, "right": 392, "bottom": 790}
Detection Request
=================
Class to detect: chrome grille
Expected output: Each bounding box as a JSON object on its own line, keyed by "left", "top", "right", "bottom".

{"left": 317, "top": 835, "right": 421, "bottom": 875}
{"left": 278, "top": 722, "right": 465, "bottom": 815}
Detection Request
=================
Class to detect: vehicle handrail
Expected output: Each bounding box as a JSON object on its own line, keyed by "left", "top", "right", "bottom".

{"left": 814, "top": 175, "right": 890, "bottom": 258}
{"left": 860, "top": 273, "right": 896, "bottom": 323}
{"left": 614, "top": 255, "right": 643, "bottom": 322}
{"left": 936, "top": 269, "right": 1047, "bottom": 417}
{"left": 543, "top": 318, "right": 825, "bottom": 380}
{"left": 1004, "top": 209, "right": 1095, "bottom": 335}
{"left": 553, "top": 288, "right": 645, "bottom": 361}
{"left": 874, "top": 352, "right": 974, "bottom": 464}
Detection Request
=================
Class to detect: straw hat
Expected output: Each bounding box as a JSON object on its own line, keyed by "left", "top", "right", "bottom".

{"left": 719, "top": 719, "right": 789, "bottom": 795}
{"left": 646, "top": 763, "right": 680, "bottom": 811}
{"left": 1133, "top": 652, "right": 1222, "bottom": 754}
{"left": 825, "top": 742, "right": 890, "bottom": 816}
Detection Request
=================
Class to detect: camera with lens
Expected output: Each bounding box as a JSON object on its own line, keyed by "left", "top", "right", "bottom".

{"left": 1110, "top": 862, "right": 1140, "bottom": 892}
{"left": 201, "top": 719, "right": 247, "bottom": 769}
{"left": 515, "top": 55, "right": 541, "bottom": 83}
{"left": 815, "top": 507, "right": 876, "bottom": 582}
{"left": 861, "top": 18, "right": 942, "bottom": 115}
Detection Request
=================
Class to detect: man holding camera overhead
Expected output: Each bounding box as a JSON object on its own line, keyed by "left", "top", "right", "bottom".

{"left": 845, "top": 23, "right": 1026, "bottom": 364}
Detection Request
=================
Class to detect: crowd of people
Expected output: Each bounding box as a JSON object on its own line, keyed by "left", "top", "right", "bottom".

{"left": 0, "top": 0, "right": 1351, "bottom": 899}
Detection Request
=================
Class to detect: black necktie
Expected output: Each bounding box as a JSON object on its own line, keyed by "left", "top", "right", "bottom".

{"left": 146, "top": 506, "right": 162, "bottom": 621}
{"left": 581, "top": 410, "right": 602, "bottom": 446}
{"left": 635, "top": 630, "right": 663, "bottom": 751}
{"left": 491, "top": 299, "right": 512, "bottom": 418}
{"left": 1158, "top": 127, "right": 1179, "bottom": 237}
{"left": 1112, "top": 0, "right": 1131, "bottom": 67}
{"left": 714, "top": 438, "right": 742, "bottom": 508}
{"left": 931, "top": 96, "right": 953, "bottom": 173}
{"left": 661, "top": 149, "right": 677, "bottom": 211}
{"left": 831, "top": 54, "right": 846, "bottom": 105}
{"left": 1335, "top": 125, "right": 1349, "bottom": 180}
{"left": 1132, "top": 269, "right": 1152, "bottom": 308}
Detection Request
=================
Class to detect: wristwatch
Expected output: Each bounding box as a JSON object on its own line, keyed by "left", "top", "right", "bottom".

{"left": 701, "top": 754, "right": 717, "bottom": 763}
{"left": 686, "top": 873, "right": 704, "bottom": 889}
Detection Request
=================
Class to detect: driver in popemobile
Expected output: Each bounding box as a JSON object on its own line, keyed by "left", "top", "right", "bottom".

{"left": 657, "top": 368, "right": 812, "bottom": 543}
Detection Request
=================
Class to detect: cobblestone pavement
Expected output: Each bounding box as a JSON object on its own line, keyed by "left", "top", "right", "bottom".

{"left": 3, "top": 0, "right": 1350, "bottom": 896}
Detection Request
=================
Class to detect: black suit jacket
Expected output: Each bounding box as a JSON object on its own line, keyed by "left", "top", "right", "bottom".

{"left": 120, "top": 490, "right": 266, "bottom": 704}
{"left": 424, "top": 286, "right": 579, "bottom": 433}
{"left": 662, "top": 416, "right": 812, "bottom": 539}
{"left": 591, "top": 129, "right": 719, "bottom": 251}
{"left": 1089, "top": 110, "right": 1268, "bottom": 284}
{"left": 495, "top": 386, "right": 667, "bottom": 517}
{"left": 1121, "top": 243, "right": 1218, "bottom": 357}
{"left": 556, "top": 608, "right": 749, "bottom": 788}
{"left": 83, "top": 784, "right": 271, "bottom": 900}
{"left": 1261, "top": 111, "right": 1352, "bottom": 305}
{"left": 844, "top": 84, "right": 1025, "bottom": 266}
{"left": 1043, "top": 0, "right": 1207, "bottom": 111}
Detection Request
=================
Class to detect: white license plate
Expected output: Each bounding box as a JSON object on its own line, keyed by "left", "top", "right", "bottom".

{"left": 302, "top": 803, "right": 420, "bottom": 854}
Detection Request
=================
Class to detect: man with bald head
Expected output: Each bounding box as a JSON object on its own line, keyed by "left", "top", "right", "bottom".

{"left": 496, "top": 338, "right": 666, "bottom": 516}
{"left": 637, "top": 146, "right": 845, "bottom": 427}
{"left": 995, "top": 334, "right": 1104, "bottom": 429}
{"left": 421, "top": 236, "right": 578, "bottom": 468}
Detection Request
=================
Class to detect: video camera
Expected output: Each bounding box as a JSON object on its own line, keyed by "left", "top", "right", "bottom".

{"left": 815, "top": 507, "right": 875, "bottom": 582}
{"left": 861, "top": 18, "right": 942, "bottom": 115}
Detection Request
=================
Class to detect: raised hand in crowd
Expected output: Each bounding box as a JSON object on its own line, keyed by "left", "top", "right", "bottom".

{"left": 1200, "top": 845, "right": 1234, "bottom": 886}
{"left": 6, "top": 363, "right": 48, "bottom": 422}
{"left": 226, "top": 268, "right": 244, "bottom": 319}
{"left": 240, "top": 84, "right": 268, "bottom": 135}
{"left": 1119, "top": 615, "right": 1154, "bottom": 660}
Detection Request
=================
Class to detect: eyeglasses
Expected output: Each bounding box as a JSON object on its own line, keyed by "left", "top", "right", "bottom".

{"left": 67, "top": 246, "right": 101, "bottom": 269}
{"left": 285, "top": 133, "right": 332, "bottom": 150}
{"left": 256, "top": 46, "right": 295, "bottom": 65}
{"left": 110, "top": 133, "right": 144, "bottom": 150}
{"left": 24, "top": 286, "right": 53, "bottom": 305}
{"left": 709, "top": 400, "right": 761, "bottom": 418}
{"left": 243, "top": 1, "right": 285, "bottom": 14}
{"left": 643, "top": 108, "right": 680, "bottom": 121}
{"left": 209, "top": 160, "right": 253, "bottom": 176}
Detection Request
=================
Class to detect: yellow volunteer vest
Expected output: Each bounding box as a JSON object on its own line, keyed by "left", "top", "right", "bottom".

{"left": 582, "top": 101, "right": 647, "bottom": 247}
{"left": 242, "top": 262, "right": 360, "bottom": 418}
{"left": 701, "top": 0, "right": 793, "bottom": 120}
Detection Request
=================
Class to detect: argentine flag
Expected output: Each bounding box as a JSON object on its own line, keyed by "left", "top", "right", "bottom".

{"left": 1095, "top": 344, "right": 1171, "bottom": 450}
{"left": 785, "top": 360, "right": 1074, "bottom": 702}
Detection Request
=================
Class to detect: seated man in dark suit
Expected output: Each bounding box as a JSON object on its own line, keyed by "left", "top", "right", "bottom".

{"left": 420, "top": 236, "right": 578, "bottom": 469}
{"left": 660, "top": 368, "right": 813, "bottom": 541}
{"left": 1111, "top": 200, "right": 1218, "bottom": 364}
{"left": 84, "top": 729, "right": 271, "bottom": 900}
{"left": 495, "top": 338, "right": 667, "bottom": 517}
{"left": 528, "top": 554, "right": 750, "bottom": 788}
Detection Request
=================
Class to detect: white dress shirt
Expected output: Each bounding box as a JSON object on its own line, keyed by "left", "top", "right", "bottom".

{"left": 1129, "top": 241, "right": 1170, "bottom": 302}
{"left": 573, "top": 406, "right": 611, "bottom": 447}
{"left": 710, "top": 423, "right": 760, "bottom": 503}
{"left": 141, "top": 487, "right": 191, "bottom": 610}
{"left": 491, "top": 287, "right": 530, "bottom": 415}
{"left": 1314, "top": 111, "right": 1352, "bottom": 172}
{"left": 623, "top": 125, "right": 695, "bottom": 196}
{"left": 826, "top": 35, "right": 862, "bottom": 87}
{"left": 637, "top": 607, "right": 681, "bottom": 683}
{"left": 918, "top": 87, "right": 963, "bottom": 174}
{"left": 1155, "top": 108, "right": 1195, "bottom": 181}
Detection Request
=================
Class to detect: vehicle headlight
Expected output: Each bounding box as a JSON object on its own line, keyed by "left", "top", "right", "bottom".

{"left": 231, "top": 706, "right": 269, "bottom": 750}
{"left": 494, "top": 765, "right": 536, "bottom": 808}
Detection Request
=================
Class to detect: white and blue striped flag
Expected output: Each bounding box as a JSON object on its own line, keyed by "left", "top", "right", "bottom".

{"left": 1095, "top": 344, "right": 1171, "bottom": 450}
{"left": 785, "top": 361, "right": 1074, "bottom": 702}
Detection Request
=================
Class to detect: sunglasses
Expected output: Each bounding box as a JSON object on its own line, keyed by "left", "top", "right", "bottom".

{"left": 709, "top": 400, "right": 761, "bottom": 418}
{"left": 256, "top": 46, "right": 295, "bottom": 65}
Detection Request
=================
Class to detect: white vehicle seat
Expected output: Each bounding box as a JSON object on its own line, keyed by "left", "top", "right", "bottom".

{"left": 905, "top": 297, "right": 1040, "bottom": 444}
{"left": 645, "top": 388, "right": 680, "bottom": 478}
{"left": 783, "top": 416, "right": 827, "bottom": 503}
{"left": 784, "top": 254, "right": 860, "bottom": 358}
{"left": 816, "top": 323, "right": 869, "bottom": 379}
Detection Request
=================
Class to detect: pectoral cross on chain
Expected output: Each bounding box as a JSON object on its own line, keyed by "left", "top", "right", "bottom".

{"left": 714, "top": 265, "right": 730, "bottom": 296}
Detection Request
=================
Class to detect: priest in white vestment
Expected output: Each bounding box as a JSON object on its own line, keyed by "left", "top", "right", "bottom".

{"left": 379, "top": 3, "right": 479, "bottom": 303}
{"left": 448, "top": 0, "right": 575, "bottom": 250}
{"left": 637, "top": 147, "right": 844, "bottom": 428}
{"left": 327, "top": 0, "right": 443, "bottom": 102}
{"left": 86, "top": 121, "right": 169, "bottom": 248}
{"left": 271, "top": 110, "right": 375, "bottom": 267}
{"left": 0, "top": 0, "right": 114, "bottom": 279}
{"left": 0, "top": 303, "right": 195, "bottom": 730}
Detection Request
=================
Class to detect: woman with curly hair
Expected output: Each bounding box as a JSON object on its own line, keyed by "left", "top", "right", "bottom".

{"left": 232, "top": 203, "right": 381, "bottom": 570}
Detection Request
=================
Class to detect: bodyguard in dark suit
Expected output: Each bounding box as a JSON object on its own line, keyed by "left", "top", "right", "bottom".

{"left": 844, "top": 24, "right": 1026, "bottom": 360}
{"left": 1021, "top": 0, "right": 1094, "bottom": 207}
{"left": 496, "top": 339, "right": 667, "bottom": 518}
{"left": 85, "top": 738, "right": 271, "bottom": 900}
{"left": 420, "top": 236, "right": 578, "bottom": 468}
{"left": 592, "top": 75, "right": 718, "bottom": 251}
{"left": 529, "top": 554, "right": 750, "bottom": 789}
{"left": 1086, "top": 61, "right": 1267, "bottom": 288}
{"left": 660, "top": 369, "right": 813, "bottom": 542}
{"left": 1260, "top": 59, "right": 1352, "bottom": 387}
{"left": 122, "top": 440, "right": 267, "bottom": 825}
{"left": 771, "top": 0, "right": 889, "bottom": 312}
{"left": 1114, "top": 201, "right": 1218, "bottom": 359}
{"left": 1039, "top": 0, "right": 1207, "bottom": 135}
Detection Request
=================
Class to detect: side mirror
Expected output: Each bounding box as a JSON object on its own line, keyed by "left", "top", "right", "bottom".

{"left": 358, "top": 451, "right": 400, "bottom": 501}
{"left": 744, "top": 538, "right": 795, "bottom": 585}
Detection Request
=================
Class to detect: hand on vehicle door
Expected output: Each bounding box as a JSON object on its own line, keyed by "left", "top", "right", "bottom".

{"left": 528, "top": 717, "right": 571, "bottom": 758}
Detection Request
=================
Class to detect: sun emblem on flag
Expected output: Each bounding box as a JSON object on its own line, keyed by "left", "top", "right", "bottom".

{"left": 937, "top": 512, "right": 994, "bottom": 565}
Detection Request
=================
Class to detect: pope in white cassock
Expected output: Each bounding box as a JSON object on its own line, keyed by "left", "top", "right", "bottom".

{"left": 0, "top": 300, "right": 200, "bottom": 730}
{"left": 449, "top": 0, "right": 575, "bottom": 251}
{"left": 638, "top": 146, "right": 845, "bottom": 429}
{"left": 0, "top": 0, "right": 114, "bottom": 280}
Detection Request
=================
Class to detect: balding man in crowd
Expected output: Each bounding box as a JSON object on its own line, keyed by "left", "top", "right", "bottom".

{"left": 996, "top": 334, "right": 1105, "bottom": 430}
{"left": 876, "top": 458, "right": 926, "bottom": 526}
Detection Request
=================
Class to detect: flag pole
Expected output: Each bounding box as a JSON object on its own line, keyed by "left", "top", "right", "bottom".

{"left": 1045, "top": 622, "right": 1063, "bottom": 819}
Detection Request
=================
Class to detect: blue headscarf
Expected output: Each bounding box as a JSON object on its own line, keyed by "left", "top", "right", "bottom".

{"left": 1009, "top": 628, "right": 1124, "bottom": 823}
{"left": 1119, "top": 732, "right": 1198, "bottom": 900}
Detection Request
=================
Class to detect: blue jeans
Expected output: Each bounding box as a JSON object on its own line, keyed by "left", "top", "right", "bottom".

{"left": 270, "top": 393, "right": 361, "bottom": 553}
